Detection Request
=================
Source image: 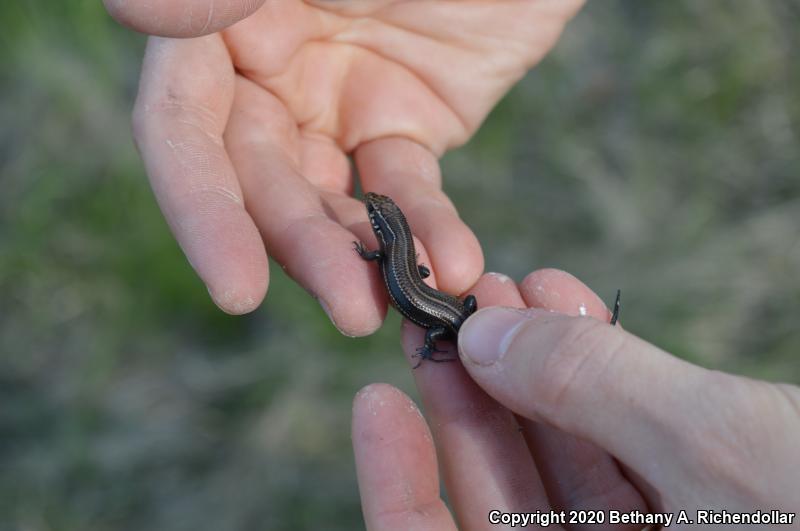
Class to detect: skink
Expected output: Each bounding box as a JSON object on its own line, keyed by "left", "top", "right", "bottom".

{"left": 354, "top": 192, "right": 622, "bottom": 367}
{"left": 354, "top": 192, "right": 477, "bottom": 367}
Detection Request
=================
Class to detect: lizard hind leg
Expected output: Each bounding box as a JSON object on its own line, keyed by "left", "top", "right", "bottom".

{"left": 412, "top": 326, "right": 457, "bottom": 369}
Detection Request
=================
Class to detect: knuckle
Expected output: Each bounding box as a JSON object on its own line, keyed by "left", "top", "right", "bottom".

{"left": 184, "top": 184, "right": 243, "bottom": 207}
{"left": 527, "top": 316, "right": 623, "bottom": 417}
{"left": 132, "top": 84, "right": 222, "bottom": 136}
{"left": 678, "top": 374, "right": 778, "bottom": 502}
{"left": 130, "top": 93, "right": 224, "bottom": 156}
{"left": 684, "top": 431, "right": 759, "bottom": 502}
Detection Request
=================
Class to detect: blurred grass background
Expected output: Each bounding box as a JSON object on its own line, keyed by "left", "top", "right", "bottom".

{"left": 1, "top": 1, "right": 798, "bottom": 529}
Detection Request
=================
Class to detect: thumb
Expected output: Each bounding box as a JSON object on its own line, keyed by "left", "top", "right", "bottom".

{"left": 104, "top": 0, "right": 266, "bottom": 37}
{"left": 457, "top": 307, "right": 716, "bottom": 473}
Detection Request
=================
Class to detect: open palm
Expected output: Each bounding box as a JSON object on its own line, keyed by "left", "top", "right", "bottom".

{"left": 108, "top": 0, "right": 584, "bottom": 332}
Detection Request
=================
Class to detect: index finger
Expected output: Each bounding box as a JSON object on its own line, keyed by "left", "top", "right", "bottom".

{"left": 134, "top": 35, "right": 268, "bottom": 314}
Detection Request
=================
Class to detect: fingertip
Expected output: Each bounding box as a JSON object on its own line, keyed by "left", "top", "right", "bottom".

{"left": 292, "top": 221, "right": 385, "bottom": 337}
{"left": 207, "top": 280, "right": 266, "bottom": 315}
{"left": 468, "top": 272, "right": 525, "bottom": 308}
{"left": 482, "top": 271, "right": 516, "bottom": 287}
{"left": 318, "top": 293, "right": 385, "bottom": 337}
{"left": 103, "top": 0, "right": 267, "bottom": 37}
{"left": 353, "top": 383, "right": 387, "bottom": 420}
{"left": 353, "top": 383, "right": 417, "bottom": 421}
{"left": 183, "top": 210, "right": 269, "bottom": 315}
{"left": 520, "top": 268, "right": 613, "bottom": 321}
{"left": 520, "top": 268, "right": 581, "bottom": 301}
{"left": 102, "top": 0, "right": 137, "bottom": 31}
{"left": 205, "top": 254, "right": 268, "bottom": 315}
{"left": 438, "top": 228, "right": 485, "bottom": 295}
{"left": 103, "top": 0, "right": 183, "bottom": 36}
{"left": 352, "top": 384, "right": 431, "bottom": 466}
{"left": 413, "top": 204, "right": 484, "bottom": 295}
{"left": 521, "top": 267, "right": 574, "bottom": 285}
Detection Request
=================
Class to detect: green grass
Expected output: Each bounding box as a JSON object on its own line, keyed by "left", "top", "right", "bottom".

{"left": 1, "top": 1, "right": 798, "bottom": 529}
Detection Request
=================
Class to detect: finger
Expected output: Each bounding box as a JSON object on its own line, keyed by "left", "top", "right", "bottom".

{"left": 104, "top": 0, "right": 265, "bottom": 37}
{"left": 133, "top": 36, "right": 268, "bottom": 314}
{"left": 352, "top": 384, "right": 456, "bottom": 531}
{"left": 402, "top": 272, "right": 559, "bottom": 529}
{"left": 457, "top": 291, "right": 744, "bottom": 500}
{"left": 224, "top": 76, "right": 384, "bottom": 336}
{"left": 355, "top": 137, "right": 484, "bottom": 297}
{"left": 298, "top": 133, "right": 353, "bottom": 195}
{"left": 520, "top": 268, "right": 619, "bottom": 325}
{"left": 516, "top": 269, "right": 648, "bottom": 530}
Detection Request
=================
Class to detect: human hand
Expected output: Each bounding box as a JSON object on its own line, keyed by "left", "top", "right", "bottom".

{"left": 352, "top": 269, "right": 800, "bottom": 530}
{"left": 103, "top": 0, "right": 584, "bottom": 332}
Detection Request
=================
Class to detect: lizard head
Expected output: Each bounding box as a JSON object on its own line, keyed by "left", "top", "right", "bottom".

{"left": 363, "top": 192, "right": 402, "bottom": 246}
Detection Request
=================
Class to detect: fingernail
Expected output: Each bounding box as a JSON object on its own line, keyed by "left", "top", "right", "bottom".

{"left": 459, "top": 307, "right": 542, "bottom": 366}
